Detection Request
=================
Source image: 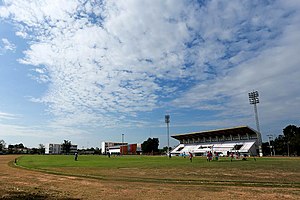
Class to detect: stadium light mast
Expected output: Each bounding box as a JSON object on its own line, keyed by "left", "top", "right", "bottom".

{"left": 165, "top": 114, "right": 171, "bottom": 158}
{"left": 248, "top": 90, "right": 263, "bottom": 157}
{"left": 121, "top": 133, "right": 124, "bottom": 155}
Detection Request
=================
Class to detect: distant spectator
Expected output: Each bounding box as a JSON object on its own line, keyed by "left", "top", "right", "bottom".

{"left": 215, "top": 152, "right": 219, "bottom": 161}
{"left": 189, "top": 152, "right": 193, "bottom": 162}
{"left": 207, "top": 151, "right": 212, "bottom": 162}
{"left": 74, "top": 152, "right": 78, "bottom": 161}
{"left": 230, "top": 152, "right": 234, "bottom": 162}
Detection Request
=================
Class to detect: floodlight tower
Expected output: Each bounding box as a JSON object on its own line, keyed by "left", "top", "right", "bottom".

{"left": 248, "top": 90, "right": 263, "bottom": 157}
{"left": 121, "top": 133, "right": 124, "bottom": 155}
{"left": 165, "top": 114, "right": 170, "bottom": 158}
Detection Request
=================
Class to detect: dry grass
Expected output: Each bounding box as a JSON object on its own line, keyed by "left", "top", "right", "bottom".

{"left": 1, "top": 155, "right": 300, "bottom": 200}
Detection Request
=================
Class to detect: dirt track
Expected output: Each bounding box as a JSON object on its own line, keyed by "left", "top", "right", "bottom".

{"left": 0, "top": 155, "right": 299, "bottom": 200}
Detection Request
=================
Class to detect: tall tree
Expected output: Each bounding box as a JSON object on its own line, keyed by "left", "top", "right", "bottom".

{"left": 273, "top": 125, "right": 300, "bottom": 156}
{"left": 38, "top": 144, "right": 45, "bottom": 154}
{"left": 0, "top": 140, "right": 5, "bottom": 151}
{"left": 62, "top": 140, "right": 72, "bottom": 154}
{"left": 15, "top": 143, "right": 24, "bottom": 148}
{"left": 141, "top": 138, "right": 159, "bottom": 154}
{"left": 273, "top": 135, "right": 285, "bottom": 155}
{"left": 283, "top": 125, "right": 300, "bottom": 156}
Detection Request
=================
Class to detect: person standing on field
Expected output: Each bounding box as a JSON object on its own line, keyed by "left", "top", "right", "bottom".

{"left": 74, "top": 152, "right": 78, "bottom": 161}
{"left": 189, "top": 152, "right": 193, "bottom": 162}
{"left": 206, "top": 151, "right": 210, "bottom": 162}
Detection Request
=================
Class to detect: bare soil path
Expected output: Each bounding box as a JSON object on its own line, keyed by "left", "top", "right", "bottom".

{"left": 0, "top": 155, "right": 299, "bottom": 199}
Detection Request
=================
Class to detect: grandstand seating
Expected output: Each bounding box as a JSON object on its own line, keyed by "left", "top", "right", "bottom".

{"left": 171, "top": 140, "right": 256, "bottom": 156}
{"left": 171, "top": 126, "right": 259, "bottom": 156}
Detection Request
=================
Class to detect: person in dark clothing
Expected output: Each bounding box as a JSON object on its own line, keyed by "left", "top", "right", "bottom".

{"left": 189, "top": 152, "right": 193, "bottom": 162}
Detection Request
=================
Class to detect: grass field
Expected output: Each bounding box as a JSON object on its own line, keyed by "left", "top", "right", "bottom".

{"left": 17, "top": 155, "right": 300, "bottom": 188}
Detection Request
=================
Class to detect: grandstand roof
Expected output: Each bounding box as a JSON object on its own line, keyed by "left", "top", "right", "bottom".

{"left": 171, "top": 126, "right": 258, "bottom": 140}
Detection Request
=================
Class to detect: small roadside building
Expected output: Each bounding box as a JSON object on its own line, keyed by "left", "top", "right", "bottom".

{"left": 171, "top": 126, "right": 261, "bottom": 156}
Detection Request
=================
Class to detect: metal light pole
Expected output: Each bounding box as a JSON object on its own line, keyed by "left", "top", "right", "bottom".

{"left": 267, "top": 134, "right": 273, "bottom": 156}
{"left": 121, "top": 133, "right": 124, "bottom": 155}
{"left": 273, "top": 134, "right": 276, "bottom": 156}
{"left": 165, "top": 115, "right": 170, "bottom": 158}
{"left": 287, "top": 141, "right": 290, "bottom": 157}
{"left": 248, "top": 90, "right": 263, "bottom": 157}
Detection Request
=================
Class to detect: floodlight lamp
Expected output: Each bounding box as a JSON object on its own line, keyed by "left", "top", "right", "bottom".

{"left": 165, "top": 115, "right": 170, "bottom": 123}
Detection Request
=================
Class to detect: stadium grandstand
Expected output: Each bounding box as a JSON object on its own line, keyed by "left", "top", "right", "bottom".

{"left": 171, "top": 126, "right": 261, "bottom": 156}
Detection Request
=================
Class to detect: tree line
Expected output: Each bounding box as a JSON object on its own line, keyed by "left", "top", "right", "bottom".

{"left": 0, "top": 141, "right": 45, "bottom": 154}
{"left": 1, "top": 124, "right": 298, "bottom": 156}
{"left": 262, "top": 125, "right": 300, "bottom": 156}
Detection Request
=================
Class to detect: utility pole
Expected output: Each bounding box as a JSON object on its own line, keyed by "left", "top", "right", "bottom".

{"left": 267, "top": 134, "right": 273, "bottom": 156}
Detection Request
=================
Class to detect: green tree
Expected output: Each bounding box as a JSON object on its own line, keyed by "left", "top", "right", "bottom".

{"left": 15, "top": 143, "right": 24, "bottom": 148}
{"left": 283, "top": 125, "right": 300, "bottom": 156}
{"left": 262, "top": 142, "right": 270, "bottom": 156}
{"left": 30, "top": 148, "right": 38, "bottom": 154}
{"left": 141, "top": 138, "right": 159, "bottom": 154}
{"left": 38, "top": 144, "right": 45, "bottom": 154}
{"left": 273, "top": 135, "right": 285, "bottom": 155}
{"left": 62, "top": 140, "right": 72, "bottom": 154}
{"left": 0, "top": 140, "right": 5, "bottom": 152}
{"left": 273, "top": 125, "right": 300, "bottom": 156}
{"left": 94, "top": 147, "right": 101, "bottom": 154}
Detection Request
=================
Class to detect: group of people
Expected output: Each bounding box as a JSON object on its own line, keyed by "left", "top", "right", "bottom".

{"left": 75, "top": 151, "right": 245, "bottom": 162}
{"left": 183, "top": 151, "right": 220, "bottom": 162}
{"left": 206, "top": 151, "right": 213, "bottom": 161}
{"left": 229, "top": 152, "right": 243, "bottom": 161}
{"left": 206, "top": 151, "right": 220, "bottom": 161}
{"left": 182, "top": 152, "right": 194, "bottom": 162}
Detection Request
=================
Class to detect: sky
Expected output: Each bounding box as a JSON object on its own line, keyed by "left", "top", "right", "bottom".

{"left": 0, "top": 0, "right": 299, "bottom": 149}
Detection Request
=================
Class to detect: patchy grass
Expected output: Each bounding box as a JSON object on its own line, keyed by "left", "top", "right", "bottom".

{"left": 17, "top": 155, "right": 300, "bottom": 188}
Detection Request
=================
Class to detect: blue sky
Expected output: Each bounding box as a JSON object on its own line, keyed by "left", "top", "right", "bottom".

{"left": 0, "top": 0, "right": 299, "bottom": 149}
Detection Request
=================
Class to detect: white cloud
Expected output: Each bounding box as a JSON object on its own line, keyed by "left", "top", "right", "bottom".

{"left": 172, "top": 18, "right": 300, "bottom": 129}
{"left": 0, "top": 0, "right": 299, "bottom": 134}
{"left": 0, "top": 5, "right": 9, "bottom": 18}
{"left": 0, "top": 38, "right": 16, "bottom": 54}
{"left": 0, "top": 112, "right": 18, "bottom": 120}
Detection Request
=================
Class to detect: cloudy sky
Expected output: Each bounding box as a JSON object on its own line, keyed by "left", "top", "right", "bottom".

{"left": 0, "top": 0, "right": 299, "bottom": 148}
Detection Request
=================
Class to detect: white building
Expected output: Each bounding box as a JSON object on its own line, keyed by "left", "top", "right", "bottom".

{"left": 101, "top": 141, "right": 127, "bottom": 154}
{"left": 45, "top": 144, "right": 61, "bottom": 154}
{"left": 45, "top": 143, "right": 77, "bottom": 154}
